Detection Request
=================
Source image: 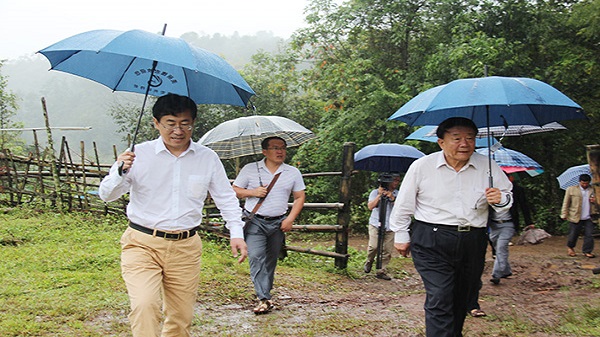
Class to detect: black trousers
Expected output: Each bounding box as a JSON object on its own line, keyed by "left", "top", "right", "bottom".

{"left": 411, "top": 221, "right": 487, "bottom": 337}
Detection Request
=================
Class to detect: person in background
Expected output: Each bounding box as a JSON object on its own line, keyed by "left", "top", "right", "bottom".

{"left": 233, "top": 136, "right": 306, "bottom": 314}
{"left": 389, "top": 117, "right": 513, "bottom": 337}
{"left": 99, "top": 93, "right": 247, "bottom": 337}
{"left": 561, "top": 174, "right": 597, "bottom": 258}
{"left": 507, "top": 174, "right": 535, "bottom": 235}
{"left": 363, "top": 173, "right": 401, "bottom": 281}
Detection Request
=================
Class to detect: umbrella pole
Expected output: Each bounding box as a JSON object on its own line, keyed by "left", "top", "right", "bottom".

{"left": 486, "top": 104, "right": 493, "bottom": 188}
{"left": 119, "top": 24, "right": 167, "bottom": 176}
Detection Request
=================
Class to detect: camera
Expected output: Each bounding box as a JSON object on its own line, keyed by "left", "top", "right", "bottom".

{"left": 378, "top": 173, "right": 396, "bottom": 190}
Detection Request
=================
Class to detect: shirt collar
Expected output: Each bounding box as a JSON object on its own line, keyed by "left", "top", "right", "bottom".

{"left": 153, "top": 137, "right": 195, "bottom": 156}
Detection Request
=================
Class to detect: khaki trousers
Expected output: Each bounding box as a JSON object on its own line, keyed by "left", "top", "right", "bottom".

{"left": 120, "top": 227, "right": 202, "bottom": 337}
{"left": 366, "top": 225, "right": 395, "bottom": 272}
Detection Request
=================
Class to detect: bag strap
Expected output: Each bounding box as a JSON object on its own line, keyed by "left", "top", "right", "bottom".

{"left": 250, "top": 172, "right": 282, "bottom": 215}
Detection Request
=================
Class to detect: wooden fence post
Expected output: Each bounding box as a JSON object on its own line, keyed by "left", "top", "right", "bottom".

{"left": 335, "top": 142, "right": 355, "bottom": 268}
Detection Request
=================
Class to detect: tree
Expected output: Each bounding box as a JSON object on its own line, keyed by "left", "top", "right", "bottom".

{"left": 0, "top": 61, "right": 25, "bottom": 153}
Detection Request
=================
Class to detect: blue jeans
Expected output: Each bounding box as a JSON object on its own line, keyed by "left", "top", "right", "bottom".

{"left": 245, "top": 216, "right": 285, "bottom": 300}
{"left": 489, "top": 221, "right": 515, "bottom": 279}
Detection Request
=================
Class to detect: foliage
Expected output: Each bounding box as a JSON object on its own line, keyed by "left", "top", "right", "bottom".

{"left": 0, "top": 61, "right": 25, "bottom": 153}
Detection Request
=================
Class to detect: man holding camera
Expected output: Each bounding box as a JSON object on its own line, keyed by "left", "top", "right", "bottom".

{"left": 364, "top": 173, "right": 401, "bottom": 280}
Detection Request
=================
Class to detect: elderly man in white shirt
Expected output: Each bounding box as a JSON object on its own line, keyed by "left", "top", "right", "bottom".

{"left": 389, "top": 117, "right": 512, "bottom": 337}
{"left": 99, "top": 93, "right": 247, "bottom": 337}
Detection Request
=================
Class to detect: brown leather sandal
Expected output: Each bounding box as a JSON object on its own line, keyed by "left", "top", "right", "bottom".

{"left": 253, "top": 299, "right": 273, "bottom": 314}
{"left": 469, "top": 309, "right": 487, "bottom": 317}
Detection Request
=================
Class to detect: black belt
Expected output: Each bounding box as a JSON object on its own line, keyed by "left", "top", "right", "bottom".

{"left": 417, "top": 220, "right": 485, "bottom": 232}
{"left": 492, "top": 219, "right": 512, "bottom": 224}
{"left": 129, "top": 222, "right": 198, "bottom": 240}
{"left": 254, "top": 213, "right": 286, "bottom": 221}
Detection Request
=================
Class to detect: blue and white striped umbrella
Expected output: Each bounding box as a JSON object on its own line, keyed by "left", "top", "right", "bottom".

{"left": 406, "top": 125, "right": 498, "bottom": 148}
{"left": 557, "top": 164, "right": 591, "bottom": 190}
{"left": 475, "top": 146, "right": 543, "bottom": 175}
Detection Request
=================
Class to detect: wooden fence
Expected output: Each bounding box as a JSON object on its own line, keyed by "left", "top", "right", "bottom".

{"left": 0, "top": 137, "right": 356, "bottom": 268}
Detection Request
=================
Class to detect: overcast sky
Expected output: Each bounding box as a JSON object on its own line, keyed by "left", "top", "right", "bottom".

{"left": 0, "top": 0, "right": 322, "bottom": 60}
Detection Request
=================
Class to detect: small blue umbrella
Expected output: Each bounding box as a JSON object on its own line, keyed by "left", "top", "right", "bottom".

{"left": 557, "top": 164, "right": 591, "bottom": 190}
{"left": 475, "top": 146, "right": 543, "bottom": 175}
{"left": 354, "top": 143, "right": 425, "bottom": 173}
{"left": 406, "top": 125, "right": 497, "bottom": 148}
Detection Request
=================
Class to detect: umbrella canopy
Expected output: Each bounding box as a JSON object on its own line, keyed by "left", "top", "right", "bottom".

{"left": 198, "top": 115, "right": 315, "bottom": 159}
{"left": 423, "top": 122, "right": 566, "bottom": 138}
{"left": 354, "top": 143, "right": 425, "bottom": 173}
{"left": 475, "top": 146, "right": 543, "bottom": 175}
{"left": 388, "top": 76, "right": 585, "bottom": 128}
{"left": 476, "top": 122, "right": 567, "bottom": 138}
{"left": 406, "top": 125, "right": 498, "bottom": 148}
{"left": 38, "top": 28, "right": 255, "bottom": 107}
{"left": 557, "top": 164, "right": 591, "bottom": 190}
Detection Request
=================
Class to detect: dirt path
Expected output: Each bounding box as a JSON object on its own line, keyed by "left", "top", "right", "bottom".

{"left": 196, "top": 234, "right": 600, "bottom": 337}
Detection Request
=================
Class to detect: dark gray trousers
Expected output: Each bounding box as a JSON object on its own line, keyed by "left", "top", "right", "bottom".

{"left": 567, "top": 219, "right": 595, "bottom": 254}
{"left": 411, "top": 221, "right": 487, "bottom": 337}
{"left": 245, "top": 216, "right": 285, "bottom": 301}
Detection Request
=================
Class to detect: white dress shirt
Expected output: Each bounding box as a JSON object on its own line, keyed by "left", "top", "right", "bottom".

{"left": 99, "top": 138, "right": 245, "bottom": 238}
{"left": 389, "top": 151, "right": 513, "bottom": 243}
{"left": 233, "top": 159, "right": 305, "bottom": 217}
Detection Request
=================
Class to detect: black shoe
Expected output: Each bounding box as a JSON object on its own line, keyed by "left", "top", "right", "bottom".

{"left": 593, "top": 267, "right": 600, "bottom": 275}
{"left": 376, "top": 272, "right": 392, "bottom": 280}
{"left": 490, "top": 277, "right": 500, "bottom": 285}
{"left": 364, "top": 261, "right": 373, "bottom": 273}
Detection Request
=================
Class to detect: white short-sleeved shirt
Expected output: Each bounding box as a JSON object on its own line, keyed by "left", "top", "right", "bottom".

{"left": 368, "top": 188, "right": 399, "bottom": 230}
{"left": 233, "top": 159, "right": 305, "bottom": 217}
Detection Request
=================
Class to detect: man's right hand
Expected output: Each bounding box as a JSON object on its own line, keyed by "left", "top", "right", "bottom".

{"left": 117, "top": 149, "right": 135, "bottom": 173}
{"left": 394, "top": 242, "right": 411, "bottom": 257}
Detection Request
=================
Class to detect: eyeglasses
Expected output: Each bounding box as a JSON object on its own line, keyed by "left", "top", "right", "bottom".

{"left": 267, "top": 147, "right": 287, "bottom": 151}
{"left": 159, "top": 122, "right": 193, "bottom": 132}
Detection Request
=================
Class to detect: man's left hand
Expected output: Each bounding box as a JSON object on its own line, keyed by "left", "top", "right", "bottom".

{"left": 230, "top": 238, "right": 248, "bottom": 263}
{"left": 280, "top": 218, "right": 293, "bottom": 232}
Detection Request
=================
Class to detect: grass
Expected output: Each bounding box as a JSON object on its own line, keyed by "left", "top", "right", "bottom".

{"left": 2, "top": 206, "right": 600, "bottom": 336}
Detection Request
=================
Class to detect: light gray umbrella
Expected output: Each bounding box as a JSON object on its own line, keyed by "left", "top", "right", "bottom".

{"left": 423, "top": 122, "right": 567, "bottom": 138}
{"left": 198, "top": 115, "right": 316, "bottom": 159}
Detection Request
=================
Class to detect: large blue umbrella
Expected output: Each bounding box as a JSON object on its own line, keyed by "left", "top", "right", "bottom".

{"left": 388, "top": 76, "right": 585, "bottom": 127}
{"left": 39, "top": 25, "right": 256, "bottom": 174}
{"left": 38, "top": 26, "right": 255, "bottom": 155}
{"left": 38, "top": 27, "right": 255, "bottom": 107}
{"left": 354, "top": 143, "right": 425, "bottom": 173}
{"left": 557, "top": 164, "right": 591, "bottom": 190}
{"left": 406, "top": 125, "right": 497, "bottom": 148}
{"left": 389, "top": 76, "right": 586, "bottom": 186}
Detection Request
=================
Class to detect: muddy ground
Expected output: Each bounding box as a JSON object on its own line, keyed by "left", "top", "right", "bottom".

{"left": 195, "top": 234, "right": 600, "bottom": 337}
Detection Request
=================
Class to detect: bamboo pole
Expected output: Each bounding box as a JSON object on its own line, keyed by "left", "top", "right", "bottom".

{"left": 80, "top": 141, "right": 89, "bottom": 210}
{"left": 41, "top": 97, "right": 63, "bottom": 210}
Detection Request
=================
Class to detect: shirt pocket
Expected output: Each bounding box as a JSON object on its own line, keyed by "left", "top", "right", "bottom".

{"left": 187, "top": 175, "right": 209, "bottom": 200}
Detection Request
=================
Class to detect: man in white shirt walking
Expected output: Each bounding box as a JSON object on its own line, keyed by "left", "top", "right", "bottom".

{"left": 233, "top": 136, "right": 305, "bottom": 314}
{"left": 99, "top": 93, "right": 247, "bottom": 337}
{"left": 389, "top": 117, "right": 513, "bottom": 337}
